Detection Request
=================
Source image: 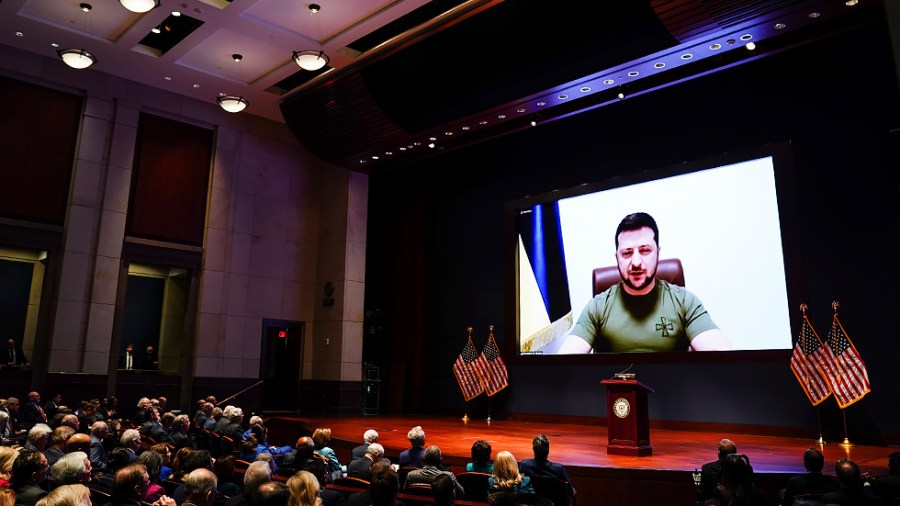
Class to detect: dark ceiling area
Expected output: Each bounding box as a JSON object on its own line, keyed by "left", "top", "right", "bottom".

{"left": 279, "top": 0, "right": 886, "bottom": 173}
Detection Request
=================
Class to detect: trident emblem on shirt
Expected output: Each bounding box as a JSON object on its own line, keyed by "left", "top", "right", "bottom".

{"left": 656, "top": 317, "right": 673, "bottom": 337}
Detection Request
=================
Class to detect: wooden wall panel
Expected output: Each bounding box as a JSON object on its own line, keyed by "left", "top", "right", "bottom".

{"left": 127, "top": 114, "right": 213, "bottom": 246}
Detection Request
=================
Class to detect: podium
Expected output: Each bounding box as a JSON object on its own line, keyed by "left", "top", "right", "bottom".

{"left": 601, "top": 378, "right": 654, "bottom": 456}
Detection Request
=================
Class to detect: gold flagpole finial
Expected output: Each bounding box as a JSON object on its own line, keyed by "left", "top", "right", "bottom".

{"left": 488, "top": 324, "right": 494, "bottom": 336}
{"left": 467, "top": 327, "right": 473, "bottom": 337}
{"left": 800, "top": 303, "right": 808, "bottom": 316}
{"left": 831, "top": 301, "right": 840, "bottom": 314}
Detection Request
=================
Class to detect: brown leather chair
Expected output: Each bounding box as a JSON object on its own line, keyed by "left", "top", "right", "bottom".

{"left": 592, "top": 257, "right": 684, "bottom": 295}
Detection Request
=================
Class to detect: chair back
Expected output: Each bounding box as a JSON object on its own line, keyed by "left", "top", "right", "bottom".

{"left": 592, "top": 257, "right": 684, "bottom": 295}
{"left": 456, "top": 472, "right": 491, "bottom": 502}
{"left": 331, "top": 476, "right": 371, "bottom": 489}
{"left": 397, "top": 466, "right": 420, "bottom": 489}
{"left": 531, "top": 477, "right": 575, "bottom": 506}
{"left": 404, "top": 483, "right": 433, "bottom": 497}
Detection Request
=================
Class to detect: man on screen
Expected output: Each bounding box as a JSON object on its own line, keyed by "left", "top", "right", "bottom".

{"left": 558, "top": 212, "right": 730, "bottom": 353}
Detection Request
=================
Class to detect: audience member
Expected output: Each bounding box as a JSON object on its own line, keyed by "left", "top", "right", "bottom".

{"left": 45, "top": 426, "right": 76, "bottom": 472}
{"left": 489, "top": 451, "right": 533, "bottom": 495}
{"left": 24, "top": 424, "right": 52, "bottom": 453}
{"left": 42, "top": 395, "right": 62, "bottom": 422}
{"left": 405, "top": 446, "right": 464, "bottom": 497}
{"left": 697, "top": 438, "right": 739, "bottom": 503}
{"left": 89, "top": 421, "right": 110, "bottom": 471}
{"left": 351, "top": 431, "right": 379, "bottom": 462}
{"left": 136, "top": 450, "right": 166, "bottom": 501}
{"left": 251, "top": 482, "right": 290, "bottom": 506}
{"left": 184, "top": 468, "right": 219, "bottom": 506}
{"left": 141, "top": 408, "right": 169, "bottom": 444}
{"left": 119, "top": 430, "right": 142, "bottom": 464}
{"left": 0, "top": 489, "right": 13, "bottom": 506}
{"left": 0, "top": 446, "right": 16, "bottom": 487}
{"left": 281, "top": 437, "right": 318, "bottom": 474}
{"left": 368, "top": 466, "right": 401, "bottom": 506}
{"left": 169, "top": 415, "right": 193, "bottom": 451}
{"left": 398, "top": 427, "right": 426, "bottom": 468}
{"left": 466, "top": 440, "right": 493, "bottom": 474}
{"left": 286, "top": 470, "right": 322, "bottom": 506}
{"left": 347, "top": 444, "right": 386, "bottom": 481}
{"left": 713, "top": 454, "right": 767, "bottom": 506}
{"left": 431, "top": 473, "right": 455, "bottom": 506}
{"left": 822, "top": 458, "right": 882, "bottom": 506}
{"left": 22, "top": 392, "right": 48, "bottom": 429}
{"left": 109, "top": 463, "right": 151, "bottom": 506}
{"left": 93, "top": 447, "right": 133, "bottom": 495}
{"left": 65, "top": 433, "right": 91, "bottom": 455}
{"left": 150, "top": 443, "right": 174, "bottom": 481}
{"left": 347, "top": 461, "right": 399, "bottom": 506}
{"left": 224, "top": 461, "right": 271, "bottom": 506}
{"left": 311, "top": 429, "right": 342, "bottom": 479}
{"left": 518, "top": 434, "right": 574, "bottom": 495}
{"left": 51, "top": 451, "right": 92, "bottom": 486}
{"left": 213, "top": 456, "right": 241, "bottom": 498}
{"left": 34, "top": 484, "right": 91, "bottom": 506}
{"left": 171, "top": 447, "right": 195, "bottom": 482}
{"left": 11, "top": 450, "right": 50, "bottom": 506}
{"left": 871, "top": 451, "right": 900, "bottom": 500}
{"left": 780, "top": 448, "right": 839, "bottom": 506}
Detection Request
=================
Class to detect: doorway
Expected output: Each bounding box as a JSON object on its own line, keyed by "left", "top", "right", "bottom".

{"left": 260, "top": 319, "right": 304, "bottom": 411}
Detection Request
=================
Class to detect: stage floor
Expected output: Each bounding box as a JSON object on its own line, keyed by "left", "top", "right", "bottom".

{"left": 265, "top": 413, "right": 891, "bottom": 475}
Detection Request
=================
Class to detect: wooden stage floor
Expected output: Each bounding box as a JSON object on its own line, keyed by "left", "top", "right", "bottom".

{"left": 265, "top": 413, "right": 894, "bottom": 504}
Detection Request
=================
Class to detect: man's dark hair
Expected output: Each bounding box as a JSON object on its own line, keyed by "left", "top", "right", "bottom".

{"left": 615, "top": 212, "right": 659, "bottom": 248}
{"left": 532, "top": 434, "right": 550, "bottom": 460}
{"left": 10, "top": 450, "right": 45, "bottom": 487}
{"left": 184, "top": 449, "right": 213, "bottom": 473}
{"left": 802, "top": 448, "right": 825, "bottom": 472}
{"left": 368, "top": 459, "right": 392, "bottom": 482}
{"left": 471, "top": 440, "right": 492, "bottom": 466}
{"left": 369, "top": 468, "right": 400, "bottom": 506}
{"left": 113, "top": 464, "right": 148, "bottom": 500}
{"left": 251, "top": 481, "right": 290, "bottom": 506}
{"left": 107, "top": 447, "right": 132, "bottom": 472}
{"left": 432, "top": 473, "right": 455, "bottom": 503}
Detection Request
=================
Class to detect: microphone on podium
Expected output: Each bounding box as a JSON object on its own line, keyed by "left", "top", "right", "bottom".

{"left": 613, "top": 363, "right": 635, "bottom": 380}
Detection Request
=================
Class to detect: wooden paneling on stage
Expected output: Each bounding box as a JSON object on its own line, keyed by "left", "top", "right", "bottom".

{"left": 265, "top": 414, "right": 892, "bottom": 505}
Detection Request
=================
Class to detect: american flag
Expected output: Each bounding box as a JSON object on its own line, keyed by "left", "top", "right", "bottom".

{"left": 453, "top": 336, "right": 484, "bottom": 401}
{"left": 824, "top": 313, "right": 870, "bottom": 409}
{"left": 472, "top": 327, "right": 509, "bottom": 396}
{"left": 789, "top": 315, "right": 832, "bottom": 406}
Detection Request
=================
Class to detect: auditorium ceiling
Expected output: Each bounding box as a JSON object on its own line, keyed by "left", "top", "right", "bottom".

{"left": 0, "top": 0, "right": 886, "bottom": 172}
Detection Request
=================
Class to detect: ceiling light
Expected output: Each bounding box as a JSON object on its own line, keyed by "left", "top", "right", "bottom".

{"left": 745, "top": 42, "right": 757, "bottom": 51}
{"left": 293, "top": 50, "right": 329, "bottom": 71}
{"left": 58, "top": 49, "right": 96, "bottom": 69}
{"left": 59, "top": 3, "right": 97, "bottom": 69}
{"left": 217, "top": 95, "right": 249, "bottom": 113}
{"left": 232, "top": 53, "right": 243, "bottom": 62}
{"left": 118, "top": 0, "right": 159, "bottom": 13}
{"left": 308, "top": 3, "right": 321, "bottom": 13}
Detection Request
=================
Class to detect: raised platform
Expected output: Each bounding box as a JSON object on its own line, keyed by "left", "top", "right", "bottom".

{"left": 264, "top": 414, "right": 893, "bottom": 504}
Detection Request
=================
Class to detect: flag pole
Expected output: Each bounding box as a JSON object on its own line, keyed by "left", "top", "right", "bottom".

{"left": 462, "top": 326, "right": 473, "bottom": 423}
{"left": 815, "top": 406, "right": 825, "bottom": 445}
{"left": 831, "top": 302, "right": 853, "bottom": 447}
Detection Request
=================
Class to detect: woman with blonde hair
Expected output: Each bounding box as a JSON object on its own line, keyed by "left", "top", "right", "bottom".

{"left": 0, "top": 489, "right": 15, "bottom": 506}
{"left": 0, "top": 446, "right": 17, "bottom": 487}
{"left": 311, "top": 428, "right": 342, "bottom": 478}
{"left": 286, "top": 470, "right": 322, "bottom": 506}
{"left": 34, "top": 484, "right": 91, "bottom": 506}
{"left": 488, "top": 451, "right": 535, "bottom": 495}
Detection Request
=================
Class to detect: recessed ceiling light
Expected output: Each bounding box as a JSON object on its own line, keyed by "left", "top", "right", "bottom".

{"left": 371, "top": 155, "right": 379, "bottom": 160}
{"left": 399, "top": 147, "right": 406, "bottom": 151}
{"left": 774, "top": 23, "right": 786, "bottom": 29}
{"left": 478, "top": 120, "right": 488, "bottom": 125}
{"left": 653, "top": 62, "right": 665, "bottom": 69}
{"left": 192, "top": 84, "right": 200, "bottom": 88}
{"left": 709, "top": 43, "right": 722, "bottom": 50}
{"left": 516, "top": 108, "right": 526, "bottom": 113}
{"left": 232, "top": 53, "right": 243, "bottom": 62}
{"left": 627, "top": 71, "right": 639, "bottom": 77}
{"left": 536, "top": 102, "right": 545, "bottom": 107}
{"left": 15, "top": 31, "right": 23, "bottom": 37}
{"left": 579, "top": 87, "right": 590, "bottom": 93}
{"left": 428, "top": 143, "right": 435, "bottom": 149}
{"left": 164, "top": 76, "right": 172, "bottom": 80}
{"left": 309, "top": 3, "right": 321, "bottom": 13}
{"left": 558, "top": 94, "right": 568, "bottom": 100}
{"left": 740, "top": 34, "right": 753, "bottom": 41}
{"left": 51, "top": 42, "right": 60, "bottom": 48}
{"left": 172, "top": 11, "right": 181, "bottom": 17}
{"left": 745, "top": 42, "right": 757, "bottom": 51}
{"left": 845, "top": 0, "right": 858, "bottom": 6}
{"left": 151, "top": 26, "right": 161, "bottom": 34}
{"left": 497, "top": 114, "right": 506, "bottom": 119}
{"left": 681, "top": 53, "right": 693, "bottom": 60}
{"left": 603, "top": 79, "right": 614, "bottom": 85}
{"left": 444, "top": 131, "right": 453, "bottom": 136}
{"left": 808, "top": 12, "right": 820, "bottom": 18}
{"left": 429, "top": 137, "right": 437, "bottom": 141}
{"left": 461, "top": 126, "right": 470, "bottom": 131}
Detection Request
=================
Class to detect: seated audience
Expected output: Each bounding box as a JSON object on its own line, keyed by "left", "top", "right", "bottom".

{"left": 697, "top": 438, "right": 739, "bottom": 503}
{"left": 0, "top": 446, "right": 17, "bottom": 487}
{"left": 347, "top": 444, "right": 386, "bottom": 481}
{"left": 92, "top": 447, "right": 132, "bottom": 495}
{"left": 347, "top": 461, "right": 398, "bottom": 506}
{"left": 311, "top": 429, "right": 342, "bottom": 479}
{"left": 0, "top": 489, "right": 13, "bottom": 506}
{"left": 24, "top": 424, "right": 52, "bottom": 453}
{"left": 466, "top": 440, "right": 493, "bottom": 474}
{"left": 109, "top": 463, "right": 151, "bottom": 506}
{"left": 712, "top": 454, "right": 767, "bottom": 506}
{"left": 251, "top": 482, "right": 290, "bottom": 506}
{"left": 224, "top": 461, "right": 271, "bottom": 506}
{"left": 431, "top": 473, "right": 455, "bottom": 506}
{"left": 779, "top": 448, "right": 839, "bottom": 506}
{"left": 89, "top": 422, "right": 110, "bottom": 472}
{"left": 405, "top": 446, "right": 464, "bottom": 497}
{"left": 822, "top": 458, "right": 882, "bottom": 506}
{"left": 11, "top": 449, "right": 50, "bottom": 506}
{"left": 170, "top": 448, "right": 194, "bottom": 482}
{"left": 871, "top": 451, "right": 900, "bottom": 501}
{"left": 214, "top": 456, "right": 241, "bottom": 498}
{"left": 135, "top": 451, "right": 166, "bottom": 501}
{"left": 398, "top": 427, "right": 426, "bottom": 469}
{"left": 149, "top": 443, "right": 174, "bottom": 481}
{"left": 45, "top": 427, "right": 75, "bottom": 472}
{"left": 285, "top": 470, "right": 321, "bottom": 506}
{"left": 489, "top": 451, "right": 533, "bottom": 495}
{"left": 518, "top": 434, "right": 574, "bottom": 495}
{"left": 51, "top": 451, "right": 92, "bottom": 486}
{"left": 351, "top": 431, "right": 379, "bottom": 462}
{"left": 169, "top": 415, "right": 192, "bottom": 451}
{"left": 34, "top": 484, "right": 91, "bottom": 506}
{"left": 184, "top": 468, "right": 219, "bottom": 506}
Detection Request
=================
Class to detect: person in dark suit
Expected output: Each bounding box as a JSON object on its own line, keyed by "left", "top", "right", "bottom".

{"left": 10, "top": 449, "right": 50, "bottom": 506}
{"left": 21, "top": 391, "right": 47, "bottom": 429}
{"left": 141, "top": 407, "right": 170, "bottom": 444}
{"left": 398, "top": 425, "right": 426, "bottom": 468}
{"left": 43, "top": 393, "right": 62, "bottom": 421}
{"left": 696, "top": 438, "right": 738, "bottom": 503}
{"left": 5, "top": 338, "right": 27, "bottom": 366}
{"left": 780, "top": 447, "right": 840, "bottom": 505}
{"left": 871, "top": 451, "right": 900, "bottom": 500}
{"left": 351, "top": 430, "right": 380, "bottom": 461}
{"left": 405, "top": 445, "right": 464, "bottom": 497}
{"left": 347, "top": 443, "right": 386, "bottom": 480}
{"left": 141, "top": 345, "right": 159, "bottom": 370}
{"left": 518, "top": 434, "right": 575, "bottom": 495}
{"left": 119, "top": 344, "right": 137, "bottom": 370}
{"left": 109, "top": 463, "right": 152, "bottom": 506}
{"left": 347, "top": 460, "right": 403, "bottom": 506}
{"left": 822, "top": 458, "right": 883, "bottom": 505}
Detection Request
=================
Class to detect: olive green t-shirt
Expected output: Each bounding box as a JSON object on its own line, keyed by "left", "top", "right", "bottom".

{"left": 570, "top": 279, "right": 718, "bottom": 352}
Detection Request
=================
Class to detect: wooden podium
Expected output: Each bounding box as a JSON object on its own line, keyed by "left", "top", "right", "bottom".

{"left": 601, "top": 378, "right": 654, "bottom": 456}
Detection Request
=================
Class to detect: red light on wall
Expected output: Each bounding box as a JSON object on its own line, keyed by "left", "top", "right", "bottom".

{"left": 277, "top": 329, "right": 287, "bottom": 338}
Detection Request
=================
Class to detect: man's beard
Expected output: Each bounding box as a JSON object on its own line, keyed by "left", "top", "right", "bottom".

{"left": 619, "top": 265, "right": 657, "bottom": 292}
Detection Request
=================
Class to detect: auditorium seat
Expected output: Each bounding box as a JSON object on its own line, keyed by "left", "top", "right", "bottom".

{"left": 403, "top": 483, "right": 433, "bottom": 497}
{"left": 456, "top": 472, "right": 491, "bottom": 502}
{"left": 593, "top": 257, "right": 684, "bottom": 295}
{"left": 530, "top": 477, "right": 576, "bottom": 506}
{"left": 397, "top": 466, "right": 420, "bottom": 488}
{"left": 332, "top": 476, "right": 371, "bottom": 489}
